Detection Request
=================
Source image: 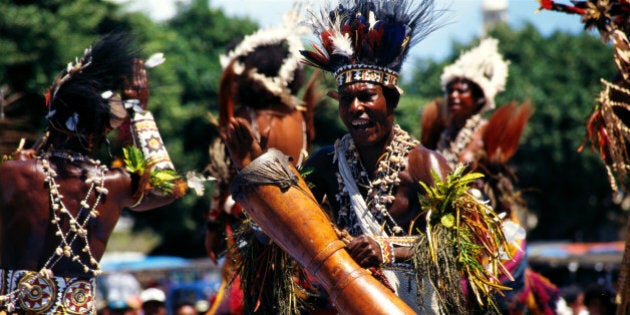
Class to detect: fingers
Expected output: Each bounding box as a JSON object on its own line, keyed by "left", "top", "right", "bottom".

{"left": 346, "top": 235, "right": 381, "bottom": 267}
{"left": 222, "top": 117, "right": 258, "bottom": 169}
{"left": 133, "top": 59, "right": 148, "bottom": 90}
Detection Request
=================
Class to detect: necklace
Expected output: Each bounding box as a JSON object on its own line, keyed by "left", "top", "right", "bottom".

{"left": 334, "top": 125, "right": 418, "bottom": 236}
{"left": 0, "top": 152, "right": 107, "bottom": 312}
{"left": 40, "top": 151, "right": 107, "bottom": 275}
{"left": 437, "top": 114, "right": 483, "bottom": 167}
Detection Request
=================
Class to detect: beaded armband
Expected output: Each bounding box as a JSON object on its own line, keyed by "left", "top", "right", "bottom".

{"left": 130, "top": 109, "right": 175, "bottom": 171}
{"left": 375, "top": 236, "right": 418, "bottom": 267}
{"left": 376, "top": 239, "right": 394, "bottom": 266}
{"left": 123, "top": 107, "right": 185, "bottom": 200}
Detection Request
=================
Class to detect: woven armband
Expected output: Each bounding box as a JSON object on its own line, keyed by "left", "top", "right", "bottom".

{"left": 130, "top": 110, "right": 175, "bottom": 171}
{"left": 376, "top": 238, "right": 394, "bottom": 266}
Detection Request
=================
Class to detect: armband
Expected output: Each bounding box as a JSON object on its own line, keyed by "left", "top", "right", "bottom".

{"left": 130, "top": 110, "right": 175, "bottom": 171}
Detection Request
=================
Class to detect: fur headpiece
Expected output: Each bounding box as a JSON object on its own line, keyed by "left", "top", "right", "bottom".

{"left": 219, "top": 9, "right": 307, "bottom": 109}
{"left": 301, "top": 0, "right": 444, "bottom": 90}
{"left": 440, "top": 37, "right": 509, "bottom": 112}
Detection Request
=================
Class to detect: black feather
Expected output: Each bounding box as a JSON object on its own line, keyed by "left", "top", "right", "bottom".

{"left": 47, "top": 33, "right": 137, "bottom": 136}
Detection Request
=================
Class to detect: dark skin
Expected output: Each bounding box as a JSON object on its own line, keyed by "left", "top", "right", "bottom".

{"left": 0, "top": 60, "right": 177, "bottom": 277}
{"left": 444, "top": 78, "right": 487, "bottom": 164}
{"left": 223, "top": 82, "right": 450, "bottom": 268}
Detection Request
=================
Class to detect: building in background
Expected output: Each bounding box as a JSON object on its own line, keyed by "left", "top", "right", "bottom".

{"left": 483, "top": 0, "right": 508, "bottom": 34}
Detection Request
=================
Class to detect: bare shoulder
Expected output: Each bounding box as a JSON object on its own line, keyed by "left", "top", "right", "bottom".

{"left": 0, "top": 159, "right": 45, "bottom": 206}
{"left": 406, "top": 144, "right": 450, "bottom": 184}
{"left": 0, "top": 159, "right": 42, "bottom": 184}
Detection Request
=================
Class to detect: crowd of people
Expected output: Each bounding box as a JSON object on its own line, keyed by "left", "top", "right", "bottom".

{"left": 0, "top": 0, "right": 627, "bottom": 314}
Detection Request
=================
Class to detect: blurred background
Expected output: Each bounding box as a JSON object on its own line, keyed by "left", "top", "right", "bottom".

{"left": 0, "top": 0, "right": 624, "bottom": 313}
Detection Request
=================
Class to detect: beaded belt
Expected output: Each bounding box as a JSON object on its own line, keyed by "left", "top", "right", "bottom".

{"left": 0, "top": 269, "right": 96, "bottom": 314}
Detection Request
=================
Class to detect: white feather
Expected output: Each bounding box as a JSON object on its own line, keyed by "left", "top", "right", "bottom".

{"left": 331, "top": 32, "right": 354, "bottom": 57}
{"left": 145, "top": 53, "right": 165, "bottom": 68}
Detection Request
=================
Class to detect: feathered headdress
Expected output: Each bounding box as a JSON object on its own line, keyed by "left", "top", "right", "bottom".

{"left": 536, "top": 0, "right": 630, "bottom": 43}
{"left": 219, "top": 8, "right": 307, "bottom": 109}
{"left": 301, "top": 0, "right": 444, "bottom": 90}
{"left": 440, "top": 37, "right": 509, "bottom": 112}
{"left": 44, "top": 33, "right": 136, "bottom": 138}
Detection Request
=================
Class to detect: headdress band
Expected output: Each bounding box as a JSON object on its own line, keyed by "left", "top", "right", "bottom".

{"left": 334, "top": 65, "right": 398, "bottom": 88}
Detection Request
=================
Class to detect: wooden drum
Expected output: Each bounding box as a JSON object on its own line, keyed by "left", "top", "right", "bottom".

{"left": 230, "top": 149, "right": 415, "bottom": 315}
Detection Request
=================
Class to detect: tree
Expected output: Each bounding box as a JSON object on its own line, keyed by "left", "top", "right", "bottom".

{"left": 406, "top": 23, "right": 622, "bottom": 242}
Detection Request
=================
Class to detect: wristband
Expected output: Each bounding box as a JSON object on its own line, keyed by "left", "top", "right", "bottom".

{"left": 376, "top": 238, "right": 394, "bottom": 266}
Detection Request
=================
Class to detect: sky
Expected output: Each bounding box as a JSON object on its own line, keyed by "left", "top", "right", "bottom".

{"left": 111, "top": 0, "right": 587, "bottom": 73}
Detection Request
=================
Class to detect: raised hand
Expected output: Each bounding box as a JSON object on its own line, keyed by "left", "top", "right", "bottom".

{"left": 221, "top": 117, "right": 263, "bottom": 170}
{"left": 122, "top": 59, "right": 149, "bottom": 110}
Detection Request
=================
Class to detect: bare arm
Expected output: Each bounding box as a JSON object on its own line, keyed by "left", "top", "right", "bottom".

{"left": 122, "top": 59, "right": 183, "bottom": 211}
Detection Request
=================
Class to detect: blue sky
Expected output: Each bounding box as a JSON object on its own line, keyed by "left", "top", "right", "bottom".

{"left": 113, "top": 0, "right": 588, "bottom": 67}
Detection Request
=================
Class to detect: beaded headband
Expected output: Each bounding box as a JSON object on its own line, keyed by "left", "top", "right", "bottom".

{"left": 334, "top": 64, "right": 398, "bottom": 88}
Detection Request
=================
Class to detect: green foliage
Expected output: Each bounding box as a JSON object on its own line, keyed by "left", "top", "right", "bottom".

{"left": 123, "top": 146, "right": 147, "bottom": 174}
{"left": 408, "top": 23, "right": 623, "bottom": 242}
{"left": 123, "top": 146, "right": 182, "bottom": 196}
{"left": 417, "top": 166, "right": 509, "bottom": 311}
{"left": 1, "top": 0, "right": 625, "bottom": 258}
{"left": 395, "top": 93, "right": 428, "bottom": 139}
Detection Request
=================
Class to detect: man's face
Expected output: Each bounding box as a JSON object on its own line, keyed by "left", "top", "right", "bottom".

{"left": 338, "top": 82, "right": 394, "bottom": 147}
{"left": 445, "top": 79, "right": 483, "bottom": 122}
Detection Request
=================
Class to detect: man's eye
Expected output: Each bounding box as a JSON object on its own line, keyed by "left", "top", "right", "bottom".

{"left": 359, "top": 93, "right": 375, "bottom": 102}
{"left": 340, "top": 95, "right": 354, "bottom": 103}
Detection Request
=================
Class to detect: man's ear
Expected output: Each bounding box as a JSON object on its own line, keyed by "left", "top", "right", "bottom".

{"left": 327, "top": 90, "right": 339, "bottom": 100}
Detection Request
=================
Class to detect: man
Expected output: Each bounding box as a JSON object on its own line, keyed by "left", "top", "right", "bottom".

{"left": 140, "top": 287, "right": 167, "bottom": 315}
{"left": 421, "top": 37, "right": 561, "bottom": 314}
{"left": 223, "top": 0, "right": 451, "bottom": 312}
{"left": 224, "top": 1, "right": 512, "bottom": 313}
{"left": 0, "top": 34, "right": 183, "bottom": 314}
{"left": 204, "top": 11, "right": 318, "bottom": 314}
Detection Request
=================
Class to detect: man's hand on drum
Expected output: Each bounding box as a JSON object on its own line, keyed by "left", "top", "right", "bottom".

{"left": 346, "top": 235, "right": 383, "bottom": 268}
{"left": 221, "top": 117, "right": 263, "bottom": 170}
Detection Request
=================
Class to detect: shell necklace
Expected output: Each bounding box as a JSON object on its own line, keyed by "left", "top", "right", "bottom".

{"left": 0, "top": 151, "right": 107, "bottom": 311}
{"left": 40, "top": 151, "right": 107, "bottom": 275}
{"left": 334, "top": 125, "right": 418, "bottom": 236}
{"left": 437, "top": 114, "right": 483, "bottom": 167}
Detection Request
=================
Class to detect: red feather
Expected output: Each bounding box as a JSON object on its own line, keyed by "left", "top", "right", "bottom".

{"left": 483, "top": 101, "right": 534, "bottom": 165}
{"left": 301, "top": 69, "right": 323, "bottom": 146}
{"left": 218, "top": 59, "right": 238, "bottom": 128}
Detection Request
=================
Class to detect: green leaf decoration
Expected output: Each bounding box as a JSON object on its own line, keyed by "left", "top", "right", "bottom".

{"left": 413, "top": 164, "right": 512, "bottom": 314}
{"left": 123, "top": 146, "right": 146, "bottom": 175}
{"left": 123, "top": 146, "right": 182, "bottom": 196}
{"left": 149, "top": 168, "right": 180, "bottom": 194}
{"left": 440, "top": 213, "right": 455, "bottom": 228}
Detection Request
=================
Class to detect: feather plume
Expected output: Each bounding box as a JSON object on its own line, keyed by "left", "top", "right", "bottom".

{"left": 302, "top": 0, "right": 446, "bottom": 74}
{"left": 46, "top": 33, "right": 136, "bottom": 137}
{"left": 302, "top": 69, "right": 323, "bottom": 145}
{"left": 483, "top": 101, "right": 533, "bottom": 165}
{"left": 218, "top": 59, "right": 238, "bottom": 128}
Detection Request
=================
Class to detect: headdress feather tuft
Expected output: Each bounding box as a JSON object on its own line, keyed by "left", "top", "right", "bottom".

{"left": 302, "top": 0, "right": 445, "bottom": 89}
{"left": 46, "top": 33, "right": 136, "bottom": 137}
